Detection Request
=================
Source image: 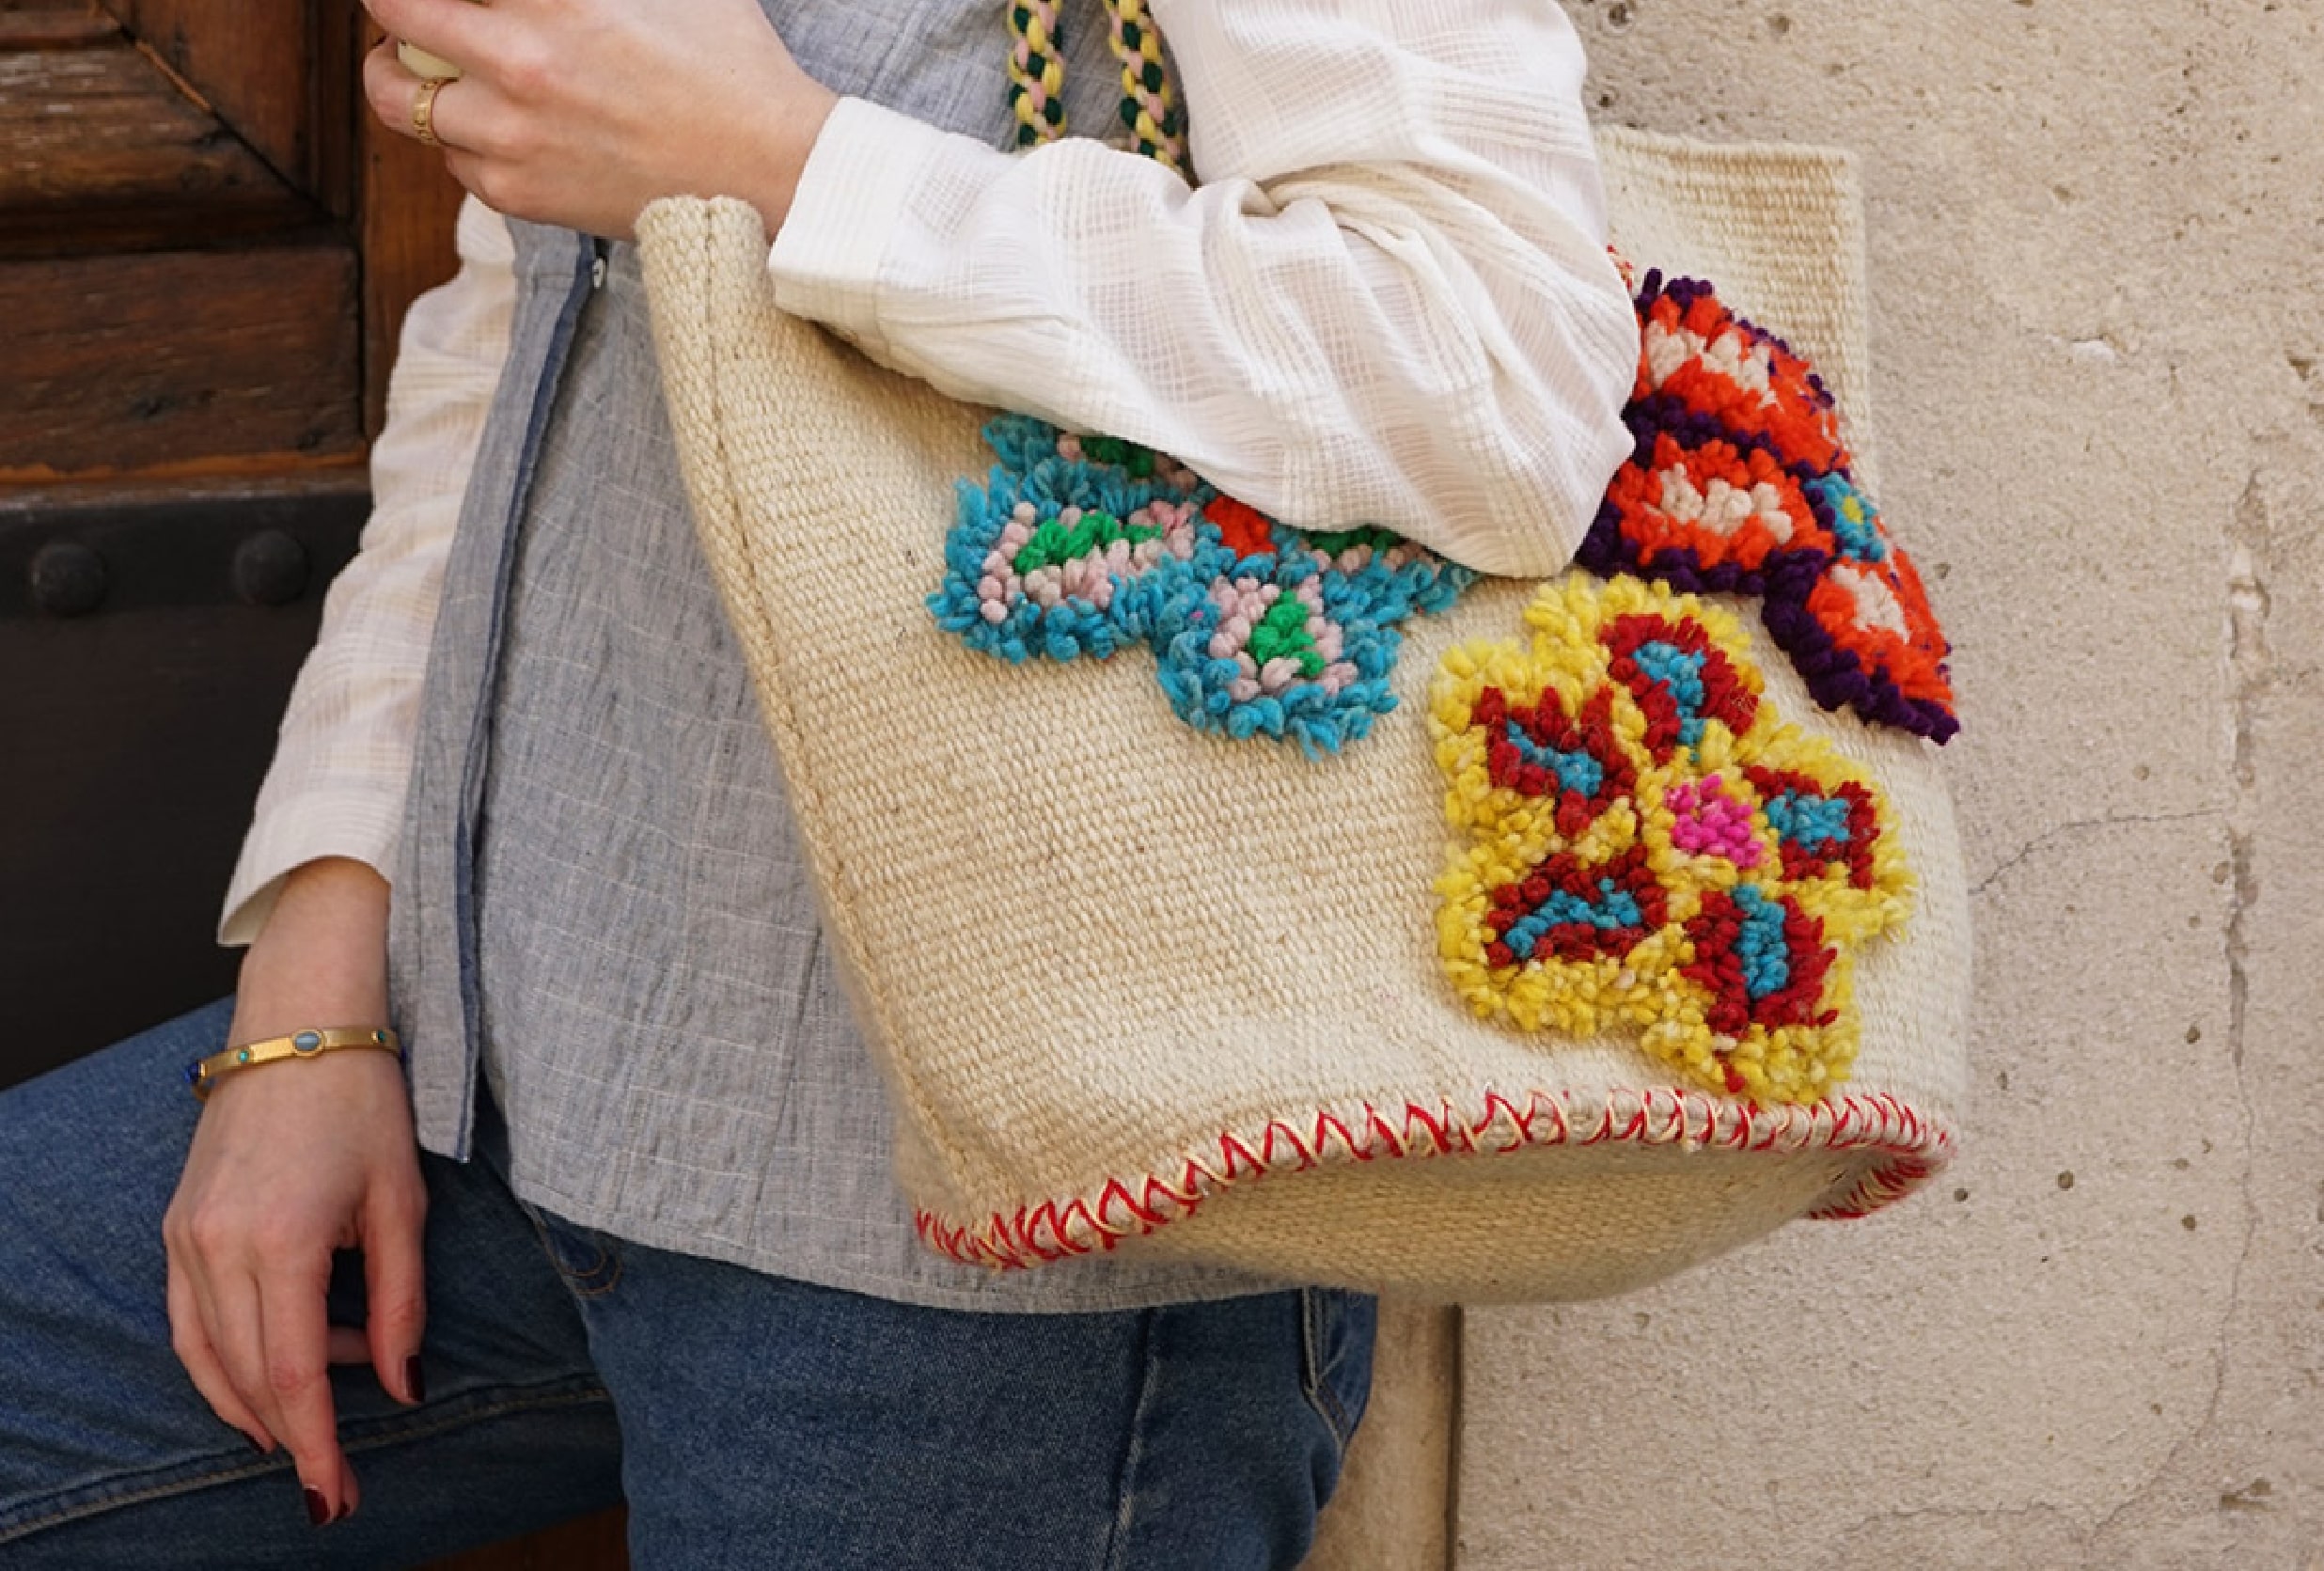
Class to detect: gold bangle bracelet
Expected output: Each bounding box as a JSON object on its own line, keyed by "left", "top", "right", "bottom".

{"left": 183, "top": 1028, "right": 403, "bottom": 1101}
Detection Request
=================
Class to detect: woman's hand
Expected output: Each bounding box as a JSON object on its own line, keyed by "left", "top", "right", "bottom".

{"left": 161, "top": 857, "right": 422, "bottom": 1525}
{"left": 361, "top": 0, "right": 839, "bottom": 240}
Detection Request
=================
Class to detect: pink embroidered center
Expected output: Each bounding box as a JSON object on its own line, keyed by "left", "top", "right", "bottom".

{"left": 1664, "top": 774, "right": 1762, "bottom": 868}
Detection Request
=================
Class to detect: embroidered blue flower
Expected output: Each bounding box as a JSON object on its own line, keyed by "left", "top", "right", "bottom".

{"left": 930, "top": 417, "right": 1474, "bottom": 756}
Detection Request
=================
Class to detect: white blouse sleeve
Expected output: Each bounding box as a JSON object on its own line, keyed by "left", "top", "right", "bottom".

{"left": 765, "top": 0, "right": 1637, "bottom": 577}
{"left": 217, "top": 198, "right": 515, "bottom": 945}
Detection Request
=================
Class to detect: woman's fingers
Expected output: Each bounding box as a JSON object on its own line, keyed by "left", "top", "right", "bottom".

{"left": 363, "top": 1179, "right": 431, "bottom": 1406}
{"left": 165, "top": 1257, "right": 275, "bottom": 1452}
{"left": 257, "top": 1261, "right": 353, "bottom": 1519}
{"left": 364, "top": 39, "right": 464, "bottom": 149}
{"left": 352, "top": 0, "right": 832, "bottom": 238}
{"left": 365, "top": 38, "right": 523, "bottom": 176}
{"left": 336, "top": 1452, "right": 365, "bottom": 1525}
{"left": 198, "top": 1265, "right": 288, "bottom": 1458}
{"left": 364, "top": 0, "right": 496, "bottom": 77}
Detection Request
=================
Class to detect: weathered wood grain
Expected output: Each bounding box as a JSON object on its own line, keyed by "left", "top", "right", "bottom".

{"left": 0, "top": 244, "right": 362, "bottom": 478}
{"left": 0, "top": 37, "right": 321, "bottom": 252}
{"left": 95, "top": 0, "right": 343, "bottom": 200}
{"left": 0, "top": 0, "right": 118, "bottom": 49}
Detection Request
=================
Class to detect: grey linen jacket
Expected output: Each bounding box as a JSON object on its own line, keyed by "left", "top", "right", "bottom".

{"left": 386, "top": 0, "right": 1275, "bottom": 1311}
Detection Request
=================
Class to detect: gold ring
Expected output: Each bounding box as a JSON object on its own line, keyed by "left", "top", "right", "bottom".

{"left": 412, "top": 75, "right": 451, "bottom": 149}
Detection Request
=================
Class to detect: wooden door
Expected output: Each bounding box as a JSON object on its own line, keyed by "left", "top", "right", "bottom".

{"left": 0, "top": 0, "right": 462, "bottom": 1083}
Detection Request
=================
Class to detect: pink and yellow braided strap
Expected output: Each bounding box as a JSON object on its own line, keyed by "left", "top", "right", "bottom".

{"left": 1006, "top": 0, "right": 1187, "bottom": 174}
{"left": 1006, "top": 0, "right": 1069, "bottom": 147}
{"left": 1102, "top": 0, "right": 1186, "bottom": 172}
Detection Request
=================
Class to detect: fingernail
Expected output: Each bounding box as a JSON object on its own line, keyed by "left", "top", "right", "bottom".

{"left": 336, "top": 1499, "right": 357, "bottom": 1524}
{"left": 305, "top": 1487, "right": 331, "bottom": 1527}
{"left": 404, "top": 1353, "right": 427, "bottom": 1405}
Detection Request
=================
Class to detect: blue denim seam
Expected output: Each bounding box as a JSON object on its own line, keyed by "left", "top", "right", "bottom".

{"left": 1297, "top": 1289, "right": 1355, "bottom": 1462}
{"left": 1097, "top": 1309, "right": 1161, "bottom": 1571}
{"left": 0, "top": 1376, "right": 610, "bottom": 1547}
{"left": 513, "top": 1199, "right": 625, "bottom": 1299}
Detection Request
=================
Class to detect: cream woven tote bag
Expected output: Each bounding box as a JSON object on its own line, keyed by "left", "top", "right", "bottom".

{"left": 636, "top": 126, "right": 1970, "bottom": 1303}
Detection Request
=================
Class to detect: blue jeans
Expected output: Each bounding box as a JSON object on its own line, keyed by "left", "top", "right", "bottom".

{"left": 0, "top": 1000, "right": 1374, "bottom": 1568}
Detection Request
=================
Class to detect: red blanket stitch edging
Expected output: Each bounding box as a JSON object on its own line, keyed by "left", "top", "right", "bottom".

{"left": 915, "top": 1087, "right": 1954, "bottom": 1270}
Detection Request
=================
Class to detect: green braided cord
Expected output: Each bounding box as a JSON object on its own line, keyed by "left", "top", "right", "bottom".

{"left": 1006, "top": 0, "right": 1070, "bottom": 148}
{"left": 1101, "top": 0, "right": 1186, "bottom": 173}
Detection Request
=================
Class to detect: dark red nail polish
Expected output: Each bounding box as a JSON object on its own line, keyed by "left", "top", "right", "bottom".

{"left": 404, "top": 1353, "right": 427, "bottom": 1405}
{"left": 336, "top": 1499, "right": 357, "bottom": 1523}
{"left": 305, "top": 1487, "right": 331, "bottom": 1527}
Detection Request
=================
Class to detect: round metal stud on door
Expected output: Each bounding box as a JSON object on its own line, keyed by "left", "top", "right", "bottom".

{"left": 27, "top": 541, "right": 107, "bottom": 617}
{"left": 232, "top": 528, "right": 311, "bottom": 606}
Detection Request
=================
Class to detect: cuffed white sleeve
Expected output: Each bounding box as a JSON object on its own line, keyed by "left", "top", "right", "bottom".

{"left": 765, "top": 0, "right": 1638, "bottom": 576}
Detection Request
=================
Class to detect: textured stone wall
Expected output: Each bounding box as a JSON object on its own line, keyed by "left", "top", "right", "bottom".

{"left": 1452, "top": 2, "right": 2322, "bottom": 1567}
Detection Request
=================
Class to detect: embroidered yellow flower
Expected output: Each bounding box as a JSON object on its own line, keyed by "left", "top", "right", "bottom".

{"left": 1429, "top": 576, "right": 1913, "bottom": 1105}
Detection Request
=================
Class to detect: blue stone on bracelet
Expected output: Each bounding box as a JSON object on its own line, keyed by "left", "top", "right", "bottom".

{"left": 292, "top": 1030, "right": 322, "bottom": 1053}
{"left": 181, "top": 1061, "right": 203, "bottom": 1088}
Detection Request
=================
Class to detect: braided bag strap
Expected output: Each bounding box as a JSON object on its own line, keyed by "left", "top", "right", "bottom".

{"left": 1006, "top": 0, "right": 1187, "bottom": 173}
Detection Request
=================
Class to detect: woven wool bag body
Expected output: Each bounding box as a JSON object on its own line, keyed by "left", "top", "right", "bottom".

{"left": 635, "top": 125, "right": 1971, "bottom": 1303}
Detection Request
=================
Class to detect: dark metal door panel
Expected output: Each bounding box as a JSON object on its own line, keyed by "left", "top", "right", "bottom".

{"left": 1, "top": 479, "right": 365, "bottom": 1087}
